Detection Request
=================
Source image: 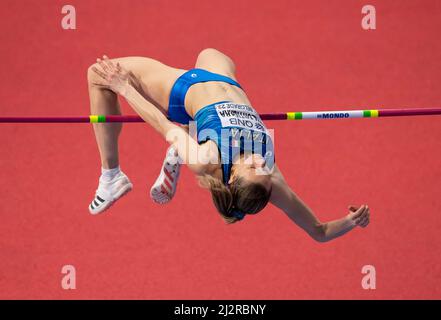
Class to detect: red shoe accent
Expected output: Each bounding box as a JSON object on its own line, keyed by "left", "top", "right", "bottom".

{"left": 164, "top": 177, "right": 172, "bottom": 190}
{"left": 160, "top": 184, "right": 169, "bottom": 194}
{"left": 163, "top": 167, "right": 174, "bottom": 182}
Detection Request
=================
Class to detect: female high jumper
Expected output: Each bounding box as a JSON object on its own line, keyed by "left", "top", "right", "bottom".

{"left": 87, "top": 48, "right": 370, "bottom": 242}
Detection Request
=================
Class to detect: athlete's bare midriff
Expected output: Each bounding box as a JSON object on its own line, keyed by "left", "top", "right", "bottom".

{"left": 185, "top": 81, "right": 252, "bottom": 118}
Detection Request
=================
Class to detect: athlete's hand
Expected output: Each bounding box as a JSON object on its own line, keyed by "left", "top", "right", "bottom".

{"left": 347, "top": 204, "right": 370, "bottom": 228}
{"left": 91, "top": 55, "right": 131, "bottom": 96}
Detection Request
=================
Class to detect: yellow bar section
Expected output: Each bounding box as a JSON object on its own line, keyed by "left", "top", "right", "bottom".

{"left": 287, "top": 112, "right": 296, "bottom": 120}
{"left": 89, "top": 115, "right": 99, "bottom": 123}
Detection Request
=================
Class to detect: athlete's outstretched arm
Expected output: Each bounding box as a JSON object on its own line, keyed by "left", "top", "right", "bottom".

{"left": 269, "top": 165, "right": 370, "bottom": 242}
{"left": 91, "top": 55, "right": 217, "bottom": 175}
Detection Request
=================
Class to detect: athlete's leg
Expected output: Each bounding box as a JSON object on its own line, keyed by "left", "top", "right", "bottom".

{"left": 86, "top": 83, "right": 132, "bottom": 215}
{"left": 87, "top": 56, "right": 185, "bottom": 214}
{"left": 89, "top": 57, "right": 174, "bottom": 167}
{"left": 87, "top": 59, "right": 136, "bottom": 214}
{"left": 87, "top": 65, "right": 122, "bottom": 169}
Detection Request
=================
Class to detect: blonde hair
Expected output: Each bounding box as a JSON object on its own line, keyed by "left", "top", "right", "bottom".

{"left": 198, "top": 174, "right": 271, "bottom": 224}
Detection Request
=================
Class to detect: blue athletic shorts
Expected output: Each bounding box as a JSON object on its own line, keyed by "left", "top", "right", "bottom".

{"left": 167, "top": 68, "right": 242, "bottom": 124}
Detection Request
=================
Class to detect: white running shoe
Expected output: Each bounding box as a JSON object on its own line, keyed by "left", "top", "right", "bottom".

{"left": 89, "top": 171, "right": 133, "bottom": 215}
{"left": 150, "top": 146, "right": 181, "bottom": 204}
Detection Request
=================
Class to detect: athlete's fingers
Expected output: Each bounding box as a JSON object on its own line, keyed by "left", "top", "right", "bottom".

{"left": 91, "top": 81, "right": 108, "bottom": 88}
{"left": 354, "top": 217, "right": 364, "bottom": 225}
{"left": 96, "top": 60, "right": 109, "bottom": 74}
{"left": 355, "top": 215, "right": 369, "bottom": 225}
{"left": 91, "top": 66, "right": 107, "bottom": 81}
{"left": 351, "top": 205, "right": 367, "bottom": 220}
{"left": 361, "top": 220, "right": 370, "bottom": 228}
{"left": 354, "top": 208, "right": 368, "bottom": 221}
{"left": 355, "top": 210, "right": 370, "bottom": 226}
{"left": 103, "top": 55, "right": 117, "bottom": 72}
{"left": 97, "top": 57, "right": 111, "bottom": 74}
{"left": 116, "top": 62, "right": 128, "bottom": 77}
{"left": 348, "top": 205, "right": 362, "bottom": 215}
{"left": 359, "top": 216, "right": 370, "bottom": 227}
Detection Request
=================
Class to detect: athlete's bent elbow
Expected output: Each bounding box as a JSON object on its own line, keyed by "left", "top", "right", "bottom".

{"left": 309, "top": 224, "right": 328, "bottom": 243}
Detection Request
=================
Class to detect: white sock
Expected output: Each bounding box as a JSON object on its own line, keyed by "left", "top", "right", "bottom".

{"left": 100, "top": 165, "right": 121, "bottom": 182}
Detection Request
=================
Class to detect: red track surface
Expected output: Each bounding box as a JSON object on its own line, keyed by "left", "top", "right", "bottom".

{"left": 1, "top": 0, "right": 441, "bottom": 299}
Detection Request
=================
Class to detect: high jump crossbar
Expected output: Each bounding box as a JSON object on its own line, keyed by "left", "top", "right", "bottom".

{"left": 1, "top": 107, "right": 441, "bottom": 123}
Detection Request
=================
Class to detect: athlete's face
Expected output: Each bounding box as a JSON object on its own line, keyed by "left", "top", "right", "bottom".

{"left": 229, "top": 153, "right": 272, "bottom": 190}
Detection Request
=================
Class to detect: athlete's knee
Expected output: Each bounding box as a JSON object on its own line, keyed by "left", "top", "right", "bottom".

{"left": 198, "top": 47, "right": 220, "bottom": 57}
{"left": 197, "top": 48, "right": 228, "bottom": 61}
{"left": 197, "top": 48, "right": 236, "bottom": 72}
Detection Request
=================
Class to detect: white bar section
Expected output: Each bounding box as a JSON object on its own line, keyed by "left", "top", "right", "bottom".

{"left": 301, "top": 110, "right": 365, "bottom": 119}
